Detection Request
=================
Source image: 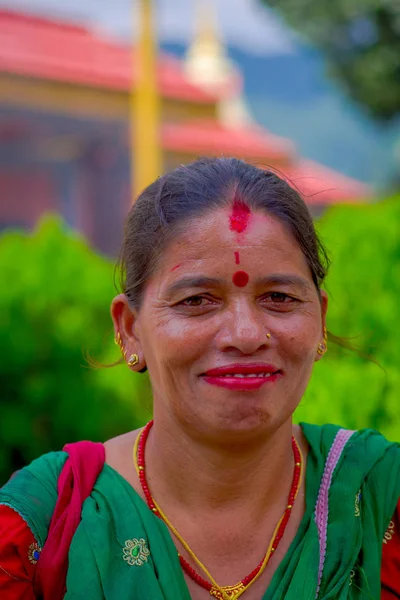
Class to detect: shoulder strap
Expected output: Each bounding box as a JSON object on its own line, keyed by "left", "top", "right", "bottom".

{"left": 314, "top": 428, "right": 355, "bottom": 596}
{"left": 34, "top": 441, "right": 105, "bottom": 600}
{"left": 313, "top": 427, "right": 400, "bottom": 598}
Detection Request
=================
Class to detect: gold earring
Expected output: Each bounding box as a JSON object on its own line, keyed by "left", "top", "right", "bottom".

{"left": 115, "top": 331, "right": 124, "bottom": 351}
{"left": 127, "top": 353, "right": 139, "bottom": 367}
{"left": 115, "top": 331, "right": 127, "bottom": 358}
{"left": 266, "top": 333, "right": 271, "bottom": 339}
{"left": 317, "top": 327, "right": 328, "bottom": 356}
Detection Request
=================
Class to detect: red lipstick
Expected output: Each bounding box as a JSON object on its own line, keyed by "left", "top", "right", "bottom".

{"left": 201, "top": 363, "right": 282, "bottom": 391}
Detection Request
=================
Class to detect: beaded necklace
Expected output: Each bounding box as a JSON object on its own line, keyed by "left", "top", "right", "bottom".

{"left": 133, "top": 421, "right": 303, "bottom": 600}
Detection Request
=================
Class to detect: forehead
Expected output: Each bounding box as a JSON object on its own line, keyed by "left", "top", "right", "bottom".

{"left": 155, "top": 207, "right": 311, "bottom": 278}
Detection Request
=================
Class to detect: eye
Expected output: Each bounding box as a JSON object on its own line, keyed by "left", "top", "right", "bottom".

{"left": 269, "top": 292, "right": 292, "bottom": 303}
{"left": 181, "top": 295, "right": 206, "bottom": 307}
{"left": 261, "top": 292, "right": 300, "bottom": 311}
{"left": 177, "top": 295, "right": 217, "bottom": 308}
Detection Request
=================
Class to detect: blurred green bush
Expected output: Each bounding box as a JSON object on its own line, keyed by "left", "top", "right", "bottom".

{"left": 0, "top": 217, "right": 151, "bottom": 483}
{"left": 1, "top": 197, "right": 399, "bottom": 482}
{"left": 296, "top": 196, "right": 400, "bottom": 439}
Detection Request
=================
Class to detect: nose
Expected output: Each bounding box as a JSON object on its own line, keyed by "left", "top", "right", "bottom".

{"left": 216, "top": 300, "right": 269, "bottom": 355}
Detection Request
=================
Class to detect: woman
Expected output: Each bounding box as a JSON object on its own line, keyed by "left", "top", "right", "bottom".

{"left": 1, "top": 157, "right": 399, "bottom": 599}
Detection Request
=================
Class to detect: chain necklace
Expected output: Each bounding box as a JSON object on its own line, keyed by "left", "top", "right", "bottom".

{"left": 134, "top": 421, "right": 303, "bottom": 600}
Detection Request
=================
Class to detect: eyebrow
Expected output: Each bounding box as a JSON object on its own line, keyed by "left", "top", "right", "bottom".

{"left": 165, "top": 273, "right": 312, "bottom": 296}
{"left": 165, "top": 276, "right": 223, "bottom": 296}
{"left": 254, "top": 274, "right": 312, "bottom": 293}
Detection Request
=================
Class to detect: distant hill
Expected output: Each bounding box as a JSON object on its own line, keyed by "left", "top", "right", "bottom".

{"left": 163, "top": 42, "right": 399, "bottom": 189}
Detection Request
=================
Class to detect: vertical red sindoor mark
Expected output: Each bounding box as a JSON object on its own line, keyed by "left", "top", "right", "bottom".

{"left": 230, "top": 198, "right": 250, "bottom": 287}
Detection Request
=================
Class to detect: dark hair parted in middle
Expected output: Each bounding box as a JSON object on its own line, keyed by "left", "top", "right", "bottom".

{"left": 118, "top": 157, "right": 330, "bottom": 309}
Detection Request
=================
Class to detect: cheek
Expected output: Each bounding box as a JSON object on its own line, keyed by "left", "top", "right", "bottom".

{"left": 276, "top": 317, "right": 320, "bottom": 363}
{"left": 140, "top": 315, "right": 207, "bottom": 369}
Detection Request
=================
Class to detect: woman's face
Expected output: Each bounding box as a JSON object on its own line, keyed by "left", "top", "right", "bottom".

{"left": 115, "top": 205, "right": 327, "bottom": 441}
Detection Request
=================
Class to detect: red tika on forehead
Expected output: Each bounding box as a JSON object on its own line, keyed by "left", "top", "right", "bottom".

{"left": 234, "top": 251, "right": 240, "bottom": 265}
{"left": 232, "top": 271, "right": 249, "bottom": 287}
{"left": 229, "top": 198, "right": 251, "bottom": 233}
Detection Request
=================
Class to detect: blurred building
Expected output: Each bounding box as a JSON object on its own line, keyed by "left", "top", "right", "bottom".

{"left": 0, "top": 9, "right": 369, "bottom": 255}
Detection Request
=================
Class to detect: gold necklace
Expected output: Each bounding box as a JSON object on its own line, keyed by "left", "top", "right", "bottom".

{"left": 133, "top": 422, "right": 303, "bottom": 600}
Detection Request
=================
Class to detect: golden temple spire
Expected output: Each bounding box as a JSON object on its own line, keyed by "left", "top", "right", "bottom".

{"left": 184, "top": 0, "right": 235, "bottom": 90}
{"left": 185, "top": 0, "right": 253, "bottom": 129}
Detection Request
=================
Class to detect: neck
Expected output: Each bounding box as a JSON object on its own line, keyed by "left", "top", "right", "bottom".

{"left": 144, "top": 416, "right": 297, "bottom": 519}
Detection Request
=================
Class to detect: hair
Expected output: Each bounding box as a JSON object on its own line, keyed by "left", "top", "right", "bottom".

{"left": 117, "top": 157, "right": 330, "bottom": 309}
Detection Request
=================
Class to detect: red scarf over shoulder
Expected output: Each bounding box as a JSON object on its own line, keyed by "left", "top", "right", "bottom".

{"left": 34, "top": 441, "right": 105, "bottom": 599}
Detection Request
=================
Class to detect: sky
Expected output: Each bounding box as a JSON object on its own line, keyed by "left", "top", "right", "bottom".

{"left": 0, "top": 0, "right": 296, "bottom": 55}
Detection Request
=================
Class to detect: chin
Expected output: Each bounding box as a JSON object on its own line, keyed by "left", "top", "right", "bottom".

{"left": 211, "top": 407, "right": 279, "bottom": 437}
{"left": 183, "top": 388, "right": 287, "bottom": 438}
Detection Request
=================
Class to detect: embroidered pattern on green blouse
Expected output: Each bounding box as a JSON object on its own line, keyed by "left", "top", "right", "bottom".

{"left": 123, "top": 538, "right": 150, "bottom": 566}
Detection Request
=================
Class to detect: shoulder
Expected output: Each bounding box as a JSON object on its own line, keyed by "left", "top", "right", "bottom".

{"left": 104, "top": 429, "right": 141, "bottom": 466}
{"left": 0, "top": 451, "right": 68, "bottom": 546}
{"left": 300, "top": 422, "right": 400, "bottom": 493}
{"left": 1, "top": 450, "right": 68, "bottom": 499}
{"left": 301, "top": 422, "right": 400, "bottom": 525}
{"left": 300, "top": 422, "right": 400, "bottom": 461}
{"left": 103, "top": 429, "right": 142, "bottom": 494}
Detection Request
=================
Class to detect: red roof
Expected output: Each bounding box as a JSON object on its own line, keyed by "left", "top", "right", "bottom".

{"left": 0, "top": 10, "right": 217, "bottom": 103}
{"left": 161, "top": 119, "right": 294, "bottom": 162}
{"left": 161, "top": 122, "right": 369, "bottom": 202}
{"left": 281, "top": 159, "right": 370, "bottom": 204}
{"left": 0, "top": 11, "right": 370, "bottom": 205}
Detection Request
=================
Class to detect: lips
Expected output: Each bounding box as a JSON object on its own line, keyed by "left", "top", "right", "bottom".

{"left": 201, "top": 363, "right": 282, "bottom": 391}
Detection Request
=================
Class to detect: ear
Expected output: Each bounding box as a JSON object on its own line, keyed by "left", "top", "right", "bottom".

{"left": 110, "top": 294, "right": 146, "bottom": 371}
{"left": 315, "top": 290, "right": 329, "bottom": 362}
{"left": 320, "top": 290, "right": 328, "bottom": 332}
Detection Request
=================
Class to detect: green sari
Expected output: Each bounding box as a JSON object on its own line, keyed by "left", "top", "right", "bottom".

{"left": 1, "top": 423, "right": 400, "bottom": 599}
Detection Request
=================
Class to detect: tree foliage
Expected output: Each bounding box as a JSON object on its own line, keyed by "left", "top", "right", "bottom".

{"left": 262, "top": 0, "right": 400, "bottom": 120}
{"left": 296, "top": 195, "right": 400, "bottom": 439}
{"left": 0, "top": 217, "right": 151, "bottom": 483}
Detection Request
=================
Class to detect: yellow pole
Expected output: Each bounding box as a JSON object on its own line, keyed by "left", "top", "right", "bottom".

{"left": 132, "top": 0, "right": 162, "bottom": 199}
